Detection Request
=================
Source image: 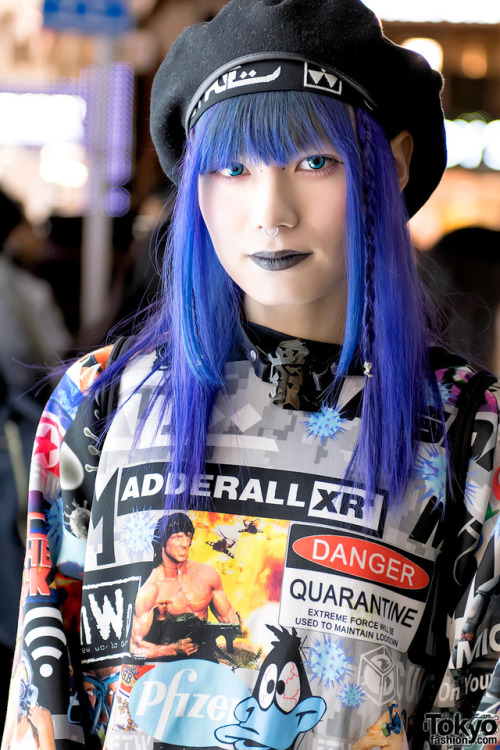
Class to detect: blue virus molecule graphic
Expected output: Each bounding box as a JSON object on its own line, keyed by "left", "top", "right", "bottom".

{"left": 305, "top": 635, "right": 354, "bottom": 689}
{"left": 437, "top": 380, "right": 453, "bottom": 406}
{"left": 414, "top": 445, "right": 446, "bottom": 503}
{"left": 119, "top": 509, "right": 157, "bottom": 559}
{"left": 464, "top": 472, "right": 479, "bottom": 508}
{"left": 340, "top": 682, "right": 366, "bottom": 710}
{"left": 303, "top": 406, "right": 347, "bottom": 442}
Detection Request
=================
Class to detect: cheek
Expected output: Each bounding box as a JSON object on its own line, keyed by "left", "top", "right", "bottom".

{"left": 198, "top": 180, "right": 244, "bottom": 281}
{"left": 198, "top": 178, "right": 241, "bottom": 250}
{"left": 304, "top": 183, "right": 346, "bottom": 236}
{"left": 198, "top": 178, "right": 219, "bottom": 239}
{"left": 314, "top": 186, "right": 346, "bottom": 228}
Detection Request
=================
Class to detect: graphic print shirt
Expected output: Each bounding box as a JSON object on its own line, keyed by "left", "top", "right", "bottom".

{"left": 4, "top": 335, "right": 500, "bottom": 750}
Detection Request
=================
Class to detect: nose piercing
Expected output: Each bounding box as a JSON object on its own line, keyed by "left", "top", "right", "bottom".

{"left": 263, "top": 227, "right": 279, "bottom": 238}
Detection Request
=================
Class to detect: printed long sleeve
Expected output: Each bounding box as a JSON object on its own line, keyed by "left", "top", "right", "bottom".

{"left": 429, "top": 380, "right": 500, "bottom": 747}
{"left": 2, "top": 347, "right": 112, "bottom": 750}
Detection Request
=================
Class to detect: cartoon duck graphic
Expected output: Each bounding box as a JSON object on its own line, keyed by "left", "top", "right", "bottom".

{"left": 215, "top": 626, "right": 326, "bottom": 750}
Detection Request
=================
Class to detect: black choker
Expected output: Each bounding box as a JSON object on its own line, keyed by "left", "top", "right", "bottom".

{"left": 238, "top": 323, "right": 342, "bottom": 411}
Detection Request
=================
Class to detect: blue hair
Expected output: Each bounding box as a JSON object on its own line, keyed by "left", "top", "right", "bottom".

{"left": 352, "top": 108, "right": 435, "bottom": 503}
{"left": 95, "top": 91, "right": 438, "bottom": 509}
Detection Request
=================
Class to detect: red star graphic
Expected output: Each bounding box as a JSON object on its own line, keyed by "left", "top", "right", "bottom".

{"left": 33, "top": 422, "right": 59, "bottom": 471}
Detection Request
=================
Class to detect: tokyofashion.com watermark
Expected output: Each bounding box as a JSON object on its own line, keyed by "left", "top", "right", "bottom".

{"left": 423, "top": 712, "right": 498, "bottom": 745}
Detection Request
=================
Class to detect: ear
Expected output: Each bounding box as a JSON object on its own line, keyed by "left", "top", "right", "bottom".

{"left": 390, "top": 130, "right": 414, "bottom": 192}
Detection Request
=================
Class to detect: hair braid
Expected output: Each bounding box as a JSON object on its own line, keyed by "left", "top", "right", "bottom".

{"left": 352, "top": 106, "right": 385, "bottom": 500}
{"left": 351, "top": 106, "right": 436, "bottom": 503}
{"left": 356, "top": 108, "right": 377, "bottom": 375}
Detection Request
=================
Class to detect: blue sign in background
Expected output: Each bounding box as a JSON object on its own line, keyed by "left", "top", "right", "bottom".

{"left": 43, "top": 0, "right": 132, "bottom": 35}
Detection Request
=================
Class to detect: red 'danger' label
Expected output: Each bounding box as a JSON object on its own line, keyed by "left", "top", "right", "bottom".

{"left": 292, "top": 535, "right": 429, "bottom": 590}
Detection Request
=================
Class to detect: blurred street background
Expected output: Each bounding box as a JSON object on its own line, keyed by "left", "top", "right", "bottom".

{"left": 1, "top": 0, "right": 500, "bottom": 720}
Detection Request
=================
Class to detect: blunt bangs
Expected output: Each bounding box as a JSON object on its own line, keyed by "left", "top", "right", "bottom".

{"left": 191, "top": 91, "right": 358, "bottom": 174}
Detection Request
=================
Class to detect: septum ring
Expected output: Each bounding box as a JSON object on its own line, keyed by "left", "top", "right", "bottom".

{"left": 263, "top": 227, "right": 279, "bottom": 239}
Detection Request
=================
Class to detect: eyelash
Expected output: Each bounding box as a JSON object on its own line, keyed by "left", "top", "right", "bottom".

{"left": 220, "top": 163, "right": 247, "bottom": 178}
{"left": 215, "top": 155, "right": 343, "bottom": 179}
{"left": 299, "top": 155, "right": 343, "bottom": 175}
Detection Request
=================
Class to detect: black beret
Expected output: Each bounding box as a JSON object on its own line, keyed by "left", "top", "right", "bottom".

{"left": 150, "top": 0, "right": 447, "bottom": 217}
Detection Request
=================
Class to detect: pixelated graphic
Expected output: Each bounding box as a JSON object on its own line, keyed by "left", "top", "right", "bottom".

{"left": 303, "top": 406, "right": 347, "bottom": 441}
{"left": 414, "top": 444, "right": 446, "bottom": 503}
{"left": 305, "top": 635, "right": 353, "bottom": 688}
{"left": 119, "top": 509, "right": 157, "bottom": 558}
{"left": 340, "top": 682, "right": 366, "bottom": 709}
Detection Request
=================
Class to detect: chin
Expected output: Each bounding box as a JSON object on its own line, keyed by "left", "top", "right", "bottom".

{"left": 246, "top": 288, "right": 312, "bottom": 307}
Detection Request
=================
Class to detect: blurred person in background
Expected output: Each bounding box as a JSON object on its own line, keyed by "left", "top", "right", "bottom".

{"left": 30, "top": 216, "right": 83, "bottom": 339}
{"left": 76, "top": 185, "right": 172, "bottom": 349}
{"left": 0, "top": 188, "right": 72, "bottom": 401}
{"left": 420, "top": 226, "right": 500, "bottom": 375}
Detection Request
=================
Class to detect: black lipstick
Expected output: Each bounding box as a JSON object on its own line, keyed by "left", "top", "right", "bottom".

{"left": 251, "top": 250, "right": 311, "bottom": 271}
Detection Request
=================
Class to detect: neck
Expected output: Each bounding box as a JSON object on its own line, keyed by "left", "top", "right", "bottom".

{"left": 243, "top": 289, "right": 347, "bottom": 345}
{"left": 161, "top": 556, "right": 188, "bottom": 574}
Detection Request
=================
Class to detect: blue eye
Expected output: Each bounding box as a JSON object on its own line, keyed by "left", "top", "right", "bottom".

{"left": 307, "top": 155, "right": 327, "bottom": 170}
{"left": 222, "top": 162, "right": 245, "bottom": 177}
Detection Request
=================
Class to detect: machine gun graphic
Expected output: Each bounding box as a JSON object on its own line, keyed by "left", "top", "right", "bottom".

{"left": 147, "top": 612, "right": 243, "bottom": 662}
{"left": 174, "top": 613, "right": 242, "bottom": 653}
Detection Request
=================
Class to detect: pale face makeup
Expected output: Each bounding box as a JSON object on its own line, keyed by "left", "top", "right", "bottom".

{"left": 198, "top": 148, "right": 348, "bottom": 344}
{"left": 197, "top": 130, "right": 413, "bottom": 345}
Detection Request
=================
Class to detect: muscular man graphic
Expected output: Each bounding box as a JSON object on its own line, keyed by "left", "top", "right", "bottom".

{"left": 131, "top": 512, "right": 239, "bottom": 659}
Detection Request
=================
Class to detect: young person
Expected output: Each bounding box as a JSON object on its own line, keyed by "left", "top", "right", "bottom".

{"left": 4, "top": 1, "right": 500, "bottom": 749}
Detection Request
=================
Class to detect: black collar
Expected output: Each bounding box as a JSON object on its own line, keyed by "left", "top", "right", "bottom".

{"left": 238, "top": 321, "right": 361, "bottom": 411}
